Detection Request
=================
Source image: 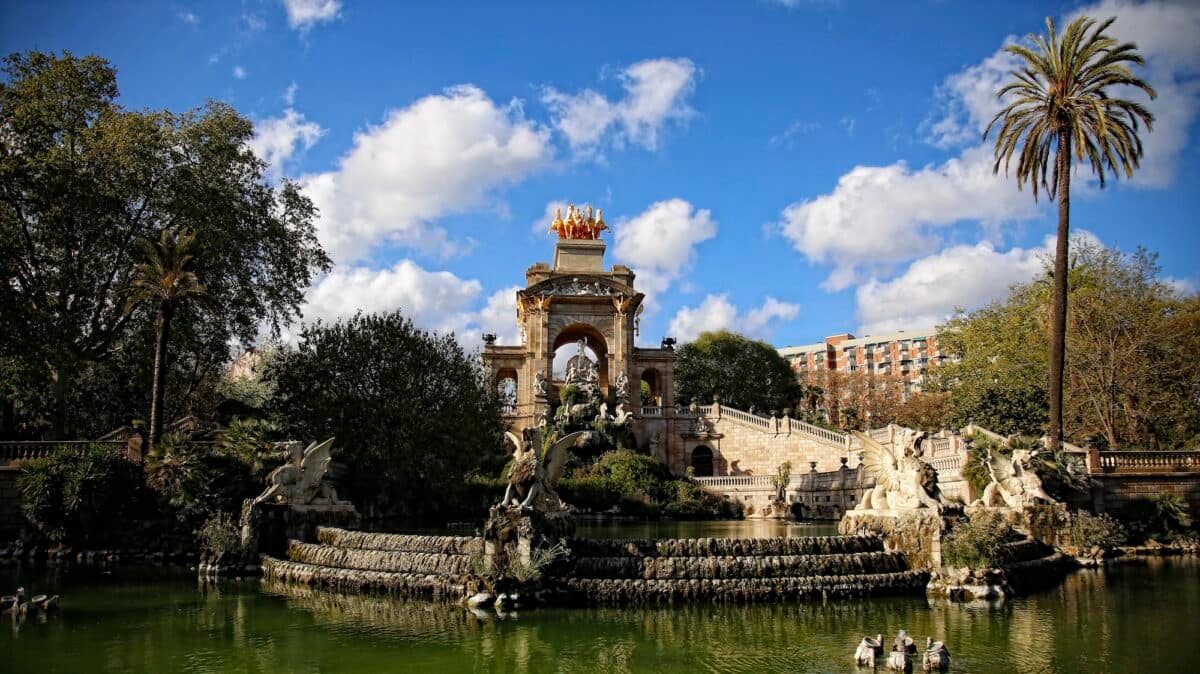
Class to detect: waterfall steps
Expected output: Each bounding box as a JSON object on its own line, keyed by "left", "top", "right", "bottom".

{"left": 261, "top": 527, "right": 929, "bottom": 603}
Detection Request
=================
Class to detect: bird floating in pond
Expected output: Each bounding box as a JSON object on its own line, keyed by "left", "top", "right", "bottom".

{"left": 855, "top": 634, "right": 883, "bottom": 667}
{"left": 887, "top": 629, "right": 916, "bottom": 672}
{"left": 922, "top": 637, "right": 950, "bottom": 671}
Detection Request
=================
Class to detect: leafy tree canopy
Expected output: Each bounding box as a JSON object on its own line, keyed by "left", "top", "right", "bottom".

{"left": 264, "top": 312, "right": 506, "bottom": 521}
{"left": 674, "top": 330, "right": 804, "bottom": 413}
{"left": 0, "top": 51, "right": 329, "bottom": 436}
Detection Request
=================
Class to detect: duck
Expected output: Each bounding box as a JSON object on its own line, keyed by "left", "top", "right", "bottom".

{"left": 1, "top": 595, "right": 16, "bottom": 612}
{"left": 887, "top": 630, "right": 916, "bottom": 672}
{"left": 922, "top": 637, "right": 950, "bottom": 671}
{"left": 855, "top": 634, "right": 884, "bottom": 667}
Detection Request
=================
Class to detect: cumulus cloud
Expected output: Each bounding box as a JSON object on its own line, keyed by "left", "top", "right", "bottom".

{"left": 854, "top": 240, "right": 1050, "bottom": 334}
{"left": 298, "top": 85, "right": 552, "bottom": 264}
{"left": 777, "top": 144, "right": 1040, "bottom": 290}
{"left": 612, "top": 199, "right": 717, "bottom": 303}
{"left": 922, "top": 47, "right": 1022, "bottom": 148}
{"left": 669, "top": 294, "right": 800, "bottom": 343}
{"left": 233, "top": 65, "right": 247, "bottom": 80}
{"left": 282, "top": 0, "right": 342, "bottom": 31}
{"left": 299, "top": 261, "right": 521, "bottom": 346}
{"left": 542, "top": 58, "right": 698, "bottom": 156}
{"left": 248, "top": 109, "right": 325, "bottom": 179}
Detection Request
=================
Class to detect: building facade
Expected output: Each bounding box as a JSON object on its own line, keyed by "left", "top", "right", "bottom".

{"left": 778, "top": 329, "right": 952, "bottom": 394}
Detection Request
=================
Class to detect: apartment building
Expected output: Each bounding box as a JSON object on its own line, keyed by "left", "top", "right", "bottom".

{"left": 777, "top": 328, "right": 952, "bottom": 393}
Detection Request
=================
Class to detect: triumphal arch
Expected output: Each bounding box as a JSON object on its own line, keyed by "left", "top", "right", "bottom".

{"left": 481, "top": 204, "right": 684, "bottom": 463}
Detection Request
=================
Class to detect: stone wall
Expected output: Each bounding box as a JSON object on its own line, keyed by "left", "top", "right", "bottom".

{"left": 1088, "top": 473, "right": 1200, "bottom": 515}
{"left": 0, "top": 467, "right": 19, "bottom": 538}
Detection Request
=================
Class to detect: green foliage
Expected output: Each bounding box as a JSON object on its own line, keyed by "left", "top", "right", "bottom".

{"left": 264, "top": 311, "right": 506, "bottom": 520}
{"left": 675, "top": 330, "right": 805, "bottom": 411}
{"left": 941, "top": 512, "right": 1024, "bottom": 569}
{"left": 197, "top": 511, "right": 242, "bottom": 557}
{"left": 1116, "top": 494, "right": 1193, "bottom": 544}
{"left": 1064, "top": 511, "right": 1126, "bottom": 549}
{"left": 558, "top": 449, "right": 733, "bottom": 519}
{"left": 144, "top": 434, "right": 259, "bottom": 527}
{"left": 17, "top": 444, "right": 148, "bottom": 546}
{"left": 216, "top": 417, "right": 284, "bottom": 480}
{"left": 0, "top": 51, "right": 329, "bottom": 437}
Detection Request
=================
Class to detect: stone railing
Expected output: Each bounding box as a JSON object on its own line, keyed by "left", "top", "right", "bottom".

{"left": 640, "top": 406, "right": 663, "bottom": 417}
{"left": 1099, "top": 451, "right": 1200, "bottom": 473}
{"left": 928, "top": 454, "right": 965, "bottom": 474}
{"left": 694, "top": 475, "right": 775, "bottom": 488}
{"left": 0, "top": 440, "right": 129, "bottom": 464}
{"left": 720, "top": 406, "right": 772, "bottom": 430}
{"left": 868, "top": 427, "right": 891, "bottom": 443}
{"left": 791, "top": 419, "right": 849, "bottom": 447}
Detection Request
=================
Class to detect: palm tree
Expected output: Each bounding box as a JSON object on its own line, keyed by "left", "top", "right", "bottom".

{"left": 985, "top": 15, "right": 1154, "bottom": 451}
{"left": 125, "top": 228, "right": 206, "bottom": 455}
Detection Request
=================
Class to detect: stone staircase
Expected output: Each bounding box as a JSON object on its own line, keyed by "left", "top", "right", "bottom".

{"left": 558, "top": 535, "right": 928, "bottom": 603}
{"left": 261, "top": 527, "right": 930, "bottom": 604}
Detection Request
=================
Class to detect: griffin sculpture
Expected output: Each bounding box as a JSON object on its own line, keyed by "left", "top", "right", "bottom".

{"left": 972, "top": 446, "right": 1054, "bottom": 509}
{"left": 250, "top": 438, "right": 349, "bottom": 506}
{"left": 500, "top": 429, "right": 592, "bottom": 512}
{"left": 853, "top": 430, "right": 944, "bottom": 512}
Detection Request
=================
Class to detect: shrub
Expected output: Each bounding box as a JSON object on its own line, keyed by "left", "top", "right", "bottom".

{"left": 941, "top": 512, "right": 1023, "bottom": 569}
{"left": 1064, "top": 511, "right": 1126, "bottom": 549}
{"left": 197, "top": 511, "right": 242, "bottom": 557}
{"left": 1117, "top": 493, "right": 1193, "bottom": 544}
{"left": 144, "top": 434, "right": 259, "bottom": 528}
{"left": 18, "top": 443, "right": 149, "bottom": 546}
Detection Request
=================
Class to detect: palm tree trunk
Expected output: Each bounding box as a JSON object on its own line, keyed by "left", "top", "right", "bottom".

{"left": 1048, "top": 130, "right": 1072, "bottom": 452}
{"left": 147, "top": 302, "right": 174, "bottom": 454}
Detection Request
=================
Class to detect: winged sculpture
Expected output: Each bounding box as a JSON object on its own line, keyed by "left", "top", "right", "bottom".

{"left": 972, "top": 446, "right": 1054, "bottom": 509}
{"left": 251, "top": 438, "right": 349, "bottom": 506}
{"left": 500, "top": 429, "right": 592, "bottom": 512}
{"left": 852, "top": 430, "right": 944, "bottom": 512}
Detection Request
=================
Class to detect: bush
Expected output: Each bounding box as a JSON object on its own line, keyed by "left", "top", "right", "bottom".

{"left": 197, "top": 511, "right": 242, "bottom": 557}
{"left": 1117, "top": 494, "right": 1193, "bottom": 544}
{"left": 1065, "top": 511, "right": 1126, "bottom": 549}
{"left": 18, "top": 443, "right": 149, "bottom": 547}
{"left": 941, "top": 512, "right": 1023, "bottom": 568}
{"left": 144, "top": 434, "right": 259, "bottom": 529}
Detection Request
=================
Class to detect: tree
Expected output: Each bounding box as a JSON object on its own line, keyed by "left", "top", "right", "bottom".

{"left": 985, "top": 16, "right": 1155, "bottom": 450}
{"left": 674, "top": 330, "right": 804, "bottom": 413}
{"left": 0, "top": 51, "right": 329, "bottom": 437}
{"left": 124, "top": 228, "right": 206, "bottom": 454}
{"left": 939, "top": 240, "right": 1200, "bottom": 448}
{"left": 264, "top": 312, "right": 506, "bottom": 520}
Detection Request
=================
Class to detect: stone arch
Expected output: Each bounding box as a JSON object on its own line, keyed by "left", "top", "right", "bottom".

{"left": 640, "top": 367, "right": 662, "bottom": 406}
{"left": 495, "top": 367, "right": 518, "bottom": 415}
{"left": 690, "top": 445, "right": 714, "bottom": 477}
{"left": 551, "top": 322, "right": 610, "bottom": 393}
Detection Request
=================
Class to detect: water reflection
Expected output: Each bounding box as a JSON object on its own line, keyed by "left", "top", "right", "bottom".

{"left": 3, "top": 558, "right": 1198, "bottom": 673}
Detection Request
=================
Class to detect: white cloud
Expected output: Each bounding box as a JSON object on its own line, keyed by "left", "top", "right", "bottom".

{"left": 777, "top": 144, "right": 1040, "bottom": 290}
{"left": 770, "top": 120, "right": 821, "bottom": 147}
{"left": 669, "top": 294, "right": 799, "bottom": 343}
{"left": 922, "top": 47, "right": 1022, "bottom": 148}
{"left": 612, "top": 199, "right": 717, "bottom": 303}
{"left": 1164, "top": 276, "right": 1197, "bottom": 296}
{"left": 542, "top": 58, "right": 698, "bottom": 156}
{"left": 248, "top": 108, "right": 325, "bottom": 179}
{"left": 474, "top": 286, "right": 522, "bottom": 345}
{"left": 282, "top": 0, "right": 342, "bottom": 31}
{"left": 233, "top": 65, "right": 247, "bottom": 80}
{"left": 178, "top": 11, "right": 198, "bottom": 25}
{"left": 298, "top": 85, "right": 552, "bottom": 264}
{"left": 854, "top": 240, "right": 1050, "bottom": 334}
{"left": 283, "top": 82, "right": 299, "bottom": 106}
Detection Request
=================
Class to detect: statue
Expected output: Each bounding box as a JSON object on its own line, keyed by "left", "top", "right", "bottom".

{"left": 549, "top": 202, "right": 606, "bottom": 240}
{"left": 972, "top": 446, "right": 1054, "bottom": 509}
{"left": 852, "top": 430, "right": 944, "bottom": 512}
{"left": 533, "top": 371, "right": 548, "bottom": 397}
{"left": 250, "top": 438, "right": 349, "bottom": 507}
{"left": 499, "top": 429, "right": 589, "bottom": 512}
{"left": 614, "top": 372, "right": 630, "bottom": 401}
{"left": 549, "top": 207, "right": 566, "bottom": 239}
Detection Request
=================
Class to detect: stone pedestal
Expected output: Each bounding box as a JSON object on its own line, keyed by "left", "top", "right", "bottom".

{"left": 242, "top": 502, "right": 361, "bottom": 558}
{"left": 482, "top": 505, "right": 575, "bottom": 582}
{"left": 839, "top": 509, "right": 952, "bottom": 569}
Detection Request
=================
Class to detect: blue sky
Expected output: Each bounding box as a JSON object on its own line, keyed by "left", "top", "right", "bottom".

{"left": 3, "top": 0, "right": 1197, "bottom": 350}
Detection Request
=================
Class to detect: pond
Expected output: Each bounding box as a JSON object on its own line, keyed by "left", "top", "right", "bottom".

{"left": 3, "top": 532, "right": 1198, "bottom": 673}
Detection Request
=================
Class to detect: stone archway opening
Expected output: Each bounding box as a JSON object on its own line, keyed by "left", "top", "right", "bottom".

{"left": 690, "top": 445, "right": 714, "bottom": 477}
{"left": 495, "top": 368, "right": 518, "bottom": 415}
{"left": 551, "top": 323, "right": 609, "bottom": 393}
{"left": 640, "top": 368, "right": 662, "bottom": 406}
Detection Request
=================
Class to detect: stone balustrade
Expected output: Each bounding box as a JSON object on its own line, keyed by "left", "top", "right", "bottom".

{"left": 1099, "top": 451, "right": 1200, "bottom": 473}
{"left": 0, "top": 440, "right": 130, "bottom": 464}
{"left": 640, "top": 406, "right": 663, "bottom": 417}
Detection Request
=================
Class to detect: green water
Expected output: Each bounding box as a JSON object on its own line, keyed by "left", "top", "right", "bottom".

{"left": 3, "top": 535, "right": 1199, "bottom": 673}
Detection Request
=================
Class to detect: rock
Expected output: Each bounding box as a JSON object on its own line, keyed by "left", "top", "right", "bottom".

{"left": 467, "top": 592, "right": 495, "bottom": 608}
